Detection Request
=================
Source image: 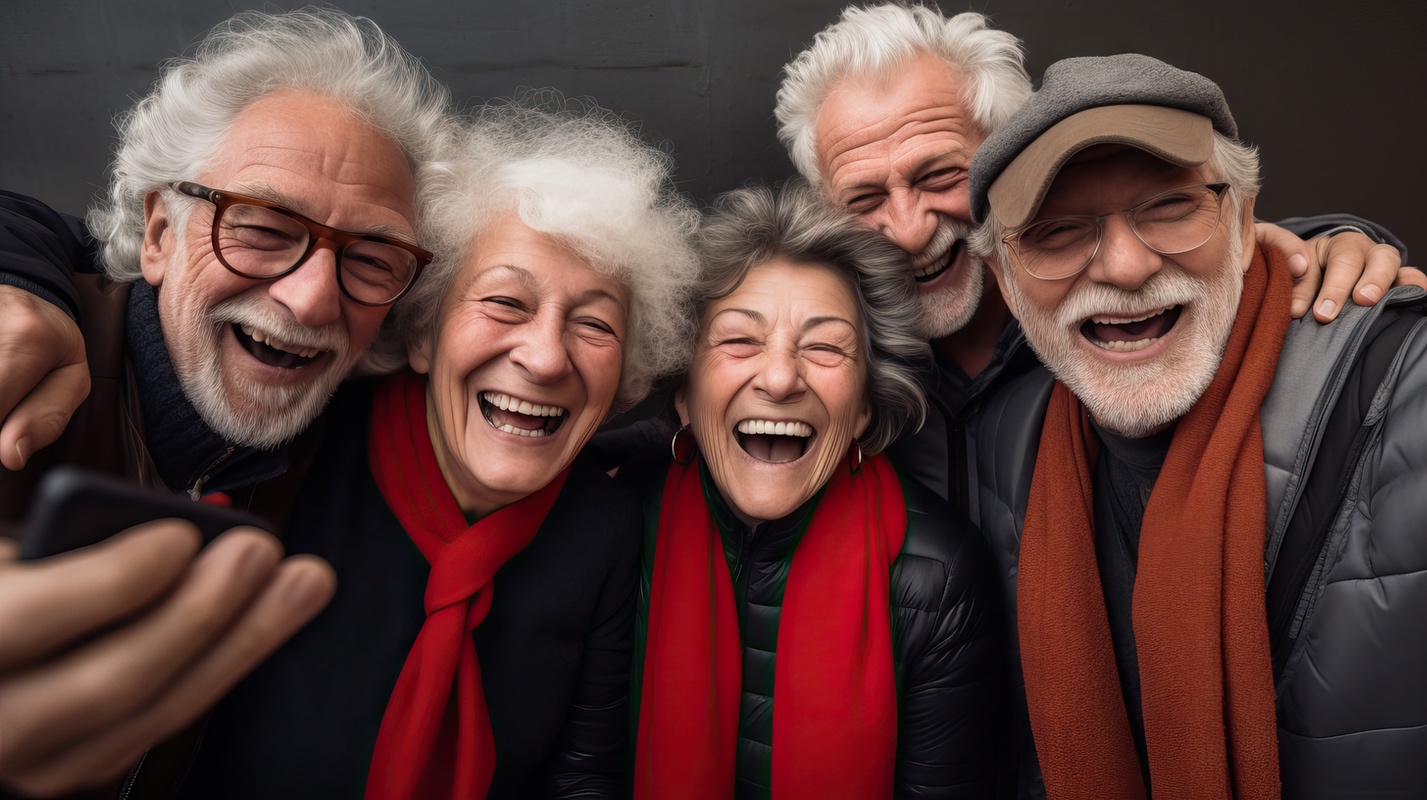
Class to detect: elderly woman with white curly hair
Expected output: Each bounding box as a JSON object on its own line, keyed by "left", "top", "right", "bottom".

{"left": 178, "top": 102, "right": 700, "bottom": 799}
{"left": 630, "top": 181, "right": 1003, "bottom": 799}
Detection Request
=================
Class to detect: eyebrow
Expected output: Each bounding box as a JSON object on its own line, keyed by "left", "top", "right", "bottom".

{"left": 834, "top": 151, "right": 968, "bottom": 199}
{"left": 708, "top": 308, "right": 857, "bottom": 334}
{"left": 709, "top": 307, "right": 765, "bottom": 326}
{"left": 801, "top": 315, "right": 858, "bottom": 334}
{"left": 229, "top": 182, "right": 416, "bottom": 242}
{"left": 477, "top": 264, "right": 627, "bottom": 311}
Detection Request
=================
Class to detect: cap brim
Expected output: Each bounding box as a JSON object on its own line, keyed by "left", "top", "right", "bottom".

{"left": 988, "top": 105, "right": 1214, "bottom": 229}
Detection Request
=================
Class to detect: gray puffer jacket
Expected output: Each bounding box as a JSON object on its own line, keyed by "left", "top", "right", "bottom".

{"left": 967, "top": 285, "right": 1427, "bottom": 799}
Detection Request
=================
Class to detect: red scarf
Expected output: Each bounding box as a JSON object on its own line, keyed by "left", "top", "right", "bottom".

{"left": 1018, "top": 246, "right": 1290, "bottom": 799}
{"left": 364, "top": 370, "right": 568, "bottom": 800}
{"left": 635, "top": 452, "right": 905, "bottom": 799}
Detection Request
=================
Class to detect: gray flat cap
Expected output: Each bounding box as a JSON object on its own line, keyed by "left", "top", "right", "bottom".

{"left": 969, "top": 53, "right": 1237, "bottom": 228}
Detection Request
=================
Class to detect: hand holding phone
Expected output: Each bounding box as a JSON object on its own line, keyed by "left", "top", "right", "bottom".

{"left": 0, "top": 473, "right": 334, "bottom": 796}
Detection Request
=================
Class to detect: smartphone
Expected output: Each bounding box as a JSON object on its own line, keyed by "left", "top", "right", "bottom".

{"left": 20, "top": 466, "right": 274, "bottom": 560}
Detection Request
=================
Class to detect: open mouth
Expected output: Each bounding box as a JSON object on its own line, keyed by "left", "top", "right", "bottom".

{"left": 480, "top": 391, "right": 567, "bottom": 438}
{"left": 1080, "top": 305, "right": 1183, "bottom": 352}
{"left": 233, "top": 324, "right": 321, "bottom": 369}
{"left": 914, "top": 239, "right": 962, "bottom": 283}
{"left": 735, "top": 419, "right": 814, "bottom": 463}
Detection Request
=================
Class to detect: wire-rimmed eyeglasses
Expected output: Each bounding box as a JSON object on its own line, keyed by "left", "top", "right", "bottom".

{"left": 1002, "top": 183, "right": 1231, "bottom": 281}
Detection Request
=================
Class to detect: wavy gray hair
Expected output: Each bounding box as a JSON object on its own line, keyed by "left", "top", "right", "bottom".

{"left": 390, "top": 99, "right": 702, "bottom": 411}
{"left": 86, "top": 8, "right": 452, "bottom": 370}
{"left": 695, "top": 182, "right": 930, "bottom": 454}
{"left": 776, "top": 4, "right": 1031, "bottom": 186}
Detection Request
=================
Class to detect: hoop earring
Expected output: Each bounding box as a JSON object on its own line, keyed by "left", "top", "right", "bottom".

{"left": 671, "top": 424, "right": 696, "bottom": 465}
{"left": 850, "top": 440, "right": 863, "bottom": 474}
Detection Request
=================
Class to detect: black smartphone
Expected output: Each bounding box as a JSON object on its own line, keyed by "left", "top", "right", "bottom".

{"left": 20, "top": 466, "right": 274, "bottom": 560}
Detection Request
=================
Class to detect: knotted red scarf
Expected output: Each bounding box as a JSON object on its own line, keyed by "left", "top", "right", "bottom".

{"left": 635, "top": 452, "right": 905, "bottom": 799}
{"left": 364, "top": 370, "right": 568, "bottom": 800}
{"left": 1018, "top": 246, "right": 1291, "bottom": 799}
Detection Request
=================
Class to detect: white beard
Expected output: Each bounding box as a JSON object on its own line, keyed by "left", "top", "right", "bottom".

{"left": 163, "top": 278, "right": 354, "bottom": 450}
{"left": 1004, "top": 234, "right": 1245, "bottom": 438}
{"left": 913, "top": 218, "right": 985, "bottom": 340}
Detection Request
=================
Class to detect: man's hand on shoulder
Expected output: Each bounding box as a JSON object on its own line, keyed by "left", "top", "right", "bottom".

{"left": 0, "top": 524, "right": 335, "bottom": 796}
{"left": 0, "top": 285, "right": 90, "bottom": 470}
{"left": 1255, "top": 223, "right": 1422, "bottom": 322}
{"left": 1307, "top": 233, "right": 1424, "bottom": 321}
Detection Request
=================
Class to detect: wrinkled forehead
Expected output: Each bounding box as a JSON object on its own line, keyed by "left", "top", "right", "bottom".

{"left": 702, "top": 258, "right": 863, "bottom": 329}
{"left": 202, "top": 90, "right": 419, "bottom": 231}
{"left": 813, "top": 56, "right": 981, "bottom": 175}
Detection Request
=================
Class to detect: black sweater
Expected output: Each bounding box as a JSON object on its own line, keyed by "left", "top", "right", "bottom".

{"left": 177, "top": 383, "right": 641, "bottom": 799}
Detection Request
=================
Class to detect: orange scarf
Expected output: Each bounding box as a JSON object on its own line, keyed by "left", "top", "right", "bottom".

{"left": 1019, "top": 246, "right": 1289, "bottom": 799}
{"left": 635, "top": 453, "right": 905, "bottom": 799}
{"left": 364, "top": 370, "right": 568, "bottom": 800}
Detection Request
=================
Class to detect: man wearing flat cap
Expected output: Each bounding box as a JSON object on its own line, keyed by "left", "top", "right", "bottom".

{"left": 967, "top": 53, "right": 1427, "bottom": 799}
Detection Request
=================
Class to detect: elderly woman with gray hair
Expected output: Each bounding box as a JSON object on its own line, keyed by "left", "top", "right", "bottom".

{"left": 179, "top": 102, "right": 699, "bottom": 799}
{"left": 630, "top": 181, "right": 1002, "bottom": 799}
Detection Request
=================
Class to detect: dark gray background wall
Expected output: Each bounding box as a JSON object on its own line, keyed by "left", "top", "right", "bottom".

{"left": 3, "top": 0, "right": 1422, "bottom": 251}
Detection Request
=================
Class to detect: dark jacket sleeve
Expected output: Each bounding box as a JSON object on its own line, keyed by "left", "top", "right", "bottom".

{"left": 525, "top": 484, "right": 641, "bottom": 798}
{"left": 893, "top": 486, "right": 1005, "bottom": 799}
{"left": 0, "top": 190, "right": 98, "bottom": 321}
{"left": 1271, "top": 213, "right": 1408, "bottom": 263}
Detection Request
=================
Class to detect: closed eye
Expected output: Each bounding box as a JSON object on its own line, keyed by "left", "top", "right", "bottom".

{"left": 804, "top": 343, "right": 853, "bottom": 367}
{"left": 915, "top": 168, "right": 963, "bottom": 191}
{"left": 847, "top": 193, "right": 884, "bottom": 215}
{"left": 575, "top": 317, "right": 618, "bottom": 337}
{"left": 482, "top": 296, "right": 531, "bottom": 321}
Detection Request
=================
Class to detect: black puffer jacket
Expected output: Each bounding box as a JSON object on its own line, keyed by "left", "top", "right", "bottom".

{"left": 628, "top": 458, "right": 1003, "bottom": 799}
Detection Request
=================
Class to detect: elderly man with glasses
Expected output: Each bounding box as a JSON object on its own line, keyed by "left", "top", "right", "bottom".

{"left": 0, "top": 9, "right": 449, "bottom": 794}
{"left": 773, "top": 4, "right": 1419, "bottom": 515}
{"left": 968, "top": 53, "right": 1427, "bottom": 799}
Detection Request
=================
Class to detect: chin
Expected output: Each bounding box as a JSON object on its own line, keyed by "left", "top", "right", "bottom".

{"left": 916, "top": 254, "right": 984, "bottom": 339}
{"left": 180, "top": 339, "right": 337, "bottom": 450}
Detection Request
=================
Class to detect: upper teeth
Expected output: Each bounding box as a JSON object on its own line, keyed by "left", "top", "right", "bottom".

{"left": 914, "top": 255, "right": 950, "bottom": 279}
{"left": 239, "top": 324, "right": 320, "bottom": 358}
{"left": 1089, "top": 306, "right": 1172, "bottom": 325}
{"left": 482, "top": 391, "right": 566, "bottom": 418}
{"left": 737, "top": 419, "right": 813, "bottom": 437}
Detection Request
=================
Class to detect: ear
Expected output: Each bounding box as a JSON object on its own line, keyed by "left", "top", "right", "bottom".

{"left": 1238, "top": 195, "right": 1258, "bottom": 274}
{"left": 140, "top": 190, "right": 174, "bottom": 287}
{"left": 408, "top": 334, "right": 434, "bottom": 375}
{"left": 852, "top": 395, "right": 873, "bottom": 441}
{"left": 672, "top": 382, "right": 692, "bottom": 427}
{"left": 983, "top": 253, "right": 1020, "bottom": 321}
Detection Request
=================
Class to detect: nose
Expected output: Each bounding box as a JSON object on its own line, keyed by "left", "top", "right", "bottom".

{"left": 1087, "top": 214, "right": 1162, "bottom": 291}
{"left": 511, "top": 314, "right": 573, "bottom": 384}
{"left": 265, "top": 242, "right": 343, "bottom": 328}
{"left": 878, "top": 190, "right": 939, "bottom": 256}
{"left": 753, "top": 347, "right": 805, "bottom": 402}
